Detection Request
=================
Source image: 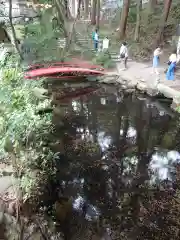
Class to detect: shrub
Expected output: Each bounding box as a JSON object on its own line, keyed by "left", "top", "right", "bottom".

{"left": 0, "top": 54, "right": 54, "bottom": 202}
{"left": 92, "top": 51, "right": 115, "bottom": 68}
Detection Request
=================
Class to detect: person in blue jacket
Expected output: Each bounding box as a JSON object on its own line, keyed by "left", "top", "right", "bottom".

{"left": 166, "top": 61, "right": 176, "bottom": 81}
{"left": 92, "top": 29, "right": 99, "bottom": 51}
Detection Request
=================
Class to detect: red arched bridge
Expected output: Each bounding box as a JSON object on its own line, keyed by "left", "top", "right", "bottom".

{"left": 24, "top": 60, "right": 106, "bottom": 80}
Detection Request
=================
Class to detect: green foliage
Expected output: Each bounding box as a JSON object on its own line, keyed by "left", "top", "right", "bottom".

{"left": 23, "top": 12, "right": 64, "bottom": 63}
{"left": 0, "top": 54, "right": 54, "bottom": 200}
{"left": 92, "top": 51, "right": 115, "bottom": 69}
{"left": 102, "top": 1, "right": 180, "bottom": 60}
{"left": 176, "top": 105, "right": 180, "bottom": 113}
{"left": 128, "top": 6, "right": 137, "bottom": 23}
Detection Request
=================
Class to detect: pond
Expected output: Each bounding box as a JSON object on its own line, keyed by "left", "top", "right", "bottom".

{"left": 42, "top": 82, "right": 180, "bottom": 239}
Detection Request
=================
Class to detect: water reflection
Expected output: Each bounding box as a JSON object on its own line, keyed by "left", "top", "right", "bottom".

{"left": 150, "top": 150, "right": 180, "bottom": 183}
{"left": 48, "top": 84, "right": 180, "bottom": 239}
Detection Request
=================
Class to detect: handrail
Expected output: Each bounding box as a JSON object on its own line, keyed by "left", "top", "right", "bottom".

{"left": 27, "top": 61, "right": 104, "bottom": 71}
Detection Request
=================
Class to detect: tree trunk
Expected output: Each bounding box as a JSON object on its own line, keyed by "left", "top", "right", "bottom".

{"left": 59, "top": 0, "right": 82, "bottom": 60}
{"left": 82, "top": 0, "right": 85, "bottom": 13}
{"left": 119, "top": 0, "right": 130, "bottom": 39}
{"left": 156, "top": 0, "right": 172, "bottom": 45}
{"left": 84, "top": 0, "right": 89, "bottom": 18}
{"left": 8, "top": 0, "right": 23, "bottom": 60}
{"left": 77, "top": 0, "right": 82, "bottom": 19}
{"left": 67, "top": 6, "right": 73, "bottom": 19}
{"left": 64, "top": 0, "right": 69, "bottom": 18}
{"left": 134, "top": 0, "right": 142, "bottom": 41}
{"left": 96, "top": 0, "right": 100, "bottom": 29}
{"left": 54, "top": 0, "right": 67, "bottom": 37}
{"left": 91, "top": 0, "right": 97, "bottom": 25}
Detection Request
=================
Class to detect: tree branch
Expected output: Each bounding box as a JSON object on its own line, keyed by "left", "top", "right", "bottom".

{"left": 8, "top": 0, "right": 23, "bottom": 60}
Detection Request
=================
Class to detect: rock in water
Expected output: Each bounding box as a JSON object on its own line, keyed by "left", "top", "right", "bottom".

{"left": 0, "top": 176, "right": 19, "bottom": 194}
{"left": 32, "top": 87, "right": 48, "bottom": 99}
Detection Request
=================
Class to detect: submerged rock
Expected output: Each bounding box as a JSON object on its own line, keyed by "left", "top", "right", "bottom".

{"left": 0, "top": 176, "right": 21, "bottom": 216}
{"left": 54, "top": 198, "right": 73, "bottom": 222}
{"left": 0, "top": 163, "right": 14, "bottom": 176}
{"left": 0, "top": 176, "right": 19, "bottom": 194}
{"left": 32, "top": 87, "right": 48, "bottom": 99}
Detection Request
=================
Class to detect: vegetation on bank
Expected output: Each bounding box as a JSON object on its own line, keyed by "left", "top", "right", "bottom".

{"left": 0, "top": 53, "right": 57, "bottom": 237}
{"left": 2, "top": 55, "right": 55, "bottom": 185}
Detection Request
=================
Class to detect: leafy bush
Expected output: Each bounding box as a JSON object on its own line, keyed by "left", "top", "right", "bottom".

{"left": 23, "top": 10, "right": 64, "bottom": 63}
{"left": 0, "top": 54, "right": 54, "bottom": 201}
{"left": 128, "top": 6, "right": 137, "bottom": 23}
{"left": 92, "top": 51, "right": 115, "bottom": 68}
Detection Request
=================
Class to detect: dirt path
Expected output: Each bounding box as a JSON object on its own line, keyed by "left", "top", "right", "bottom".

{"left": 116, "top": 60, "right": 180, "bottom": 87}
{"left": 102, "top": 60, "right": 180, "bottom": 109}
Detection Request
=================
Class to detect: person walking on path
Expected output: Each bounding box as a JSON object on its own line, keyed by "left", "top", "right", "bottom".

{"left": 92, "top": 29, "right": 99, "bottom": 52}
{"left": 119, "top": 42, "right": 128, "bottom": 69}
{"left": 152, "top": 47, "right": 162, "bottom": 75}
{"left": 164, "top": 49, "right": 177, "bottom": 73}
{"left": 168, "top": 49, "right": 177, "bottom": 64}
{"left": 166, "top": 61, "right": 176, "bottom": 81}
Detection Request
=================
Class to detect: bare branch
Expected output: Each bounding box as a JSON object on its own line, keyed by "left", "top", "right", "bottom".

{"left": 8, "top": 0, "right": 23, "bottom": 60}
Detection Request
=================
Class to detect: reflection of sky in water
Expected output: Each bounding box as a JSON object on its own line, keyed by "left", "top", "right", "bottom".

{"left": 150, "top": 150, "right": 180, "bottom": 183}
{"left": 98, "top": 132, "right": 112, "bottom": 152}
{"left": 100, "top": 98, "right": 106, "bottom": 105}
{"left": 77, "top": 127, "right": 94, "bottom": 141}
{"left": 72, "top": 100, "right": 79, "bottom": 111}
{"left": 76, "top": 128, "right": 112, "bottom": 152}
{"left": 97, "top": 128, "right": 137, "bottom": 152}
{"left": 72, "top": 97, "right": 179, "bottom": 184}
{"left": 76, "top": 125, "right": 180, "bottom": 184}
{"left": 120, "top": 127, "right": 137, "bottom": 138}
{"left": 73, "top": 195, "right": 100, "bottom": 221}
{"left": 71, "top": 150, "right": 180, "bottom": 221}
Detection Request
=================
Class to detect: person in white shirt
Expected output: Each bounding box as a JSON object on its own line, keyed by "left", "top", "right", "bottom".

{"left": 164, "top": 49, "right": 177, "bottom": 73}
{"left": 169, "top": 49, "right": 177, "bottom": 64}
{"left": 152, "top": 47, "right": 162, "bottom": 74}
{"left": 102, "top": 37, "right": 109, "bottom": 51}
{"left": 119, "top": 42, "right": 128, "bottom": 69}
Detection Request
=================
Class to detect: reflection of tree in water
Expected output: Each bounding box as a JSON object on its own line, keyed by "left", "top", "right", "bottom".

{"left": 48, "top": 86, "right": 180, "bottom": 239}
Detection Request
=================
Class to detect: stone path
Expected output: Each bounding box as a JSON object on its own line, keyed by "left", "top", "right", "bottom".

{"left": 103, "top": 61, "right": 180, "bottom": 109}
{"left": 116, "top": 61, "right": 180, "bottom": 86}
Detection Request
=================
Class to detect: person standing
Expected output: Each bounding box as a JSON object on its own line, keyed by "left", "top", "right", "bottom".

{"left": 152, "top": 47, "right": 162, "bottom": 74}
{"left": 164, "top": 49, "right": 177, "bottom": 73}
{"left": 119, "top": 42, "right": 128, "bottom": 69}
{"left": 166, "top": 61, "right": 176, "bottom": 81}
{"left": 92, "top": 29, "right": 99, "bottom": 51}
{"left": 168, "top": 49, "right": 177, "bottom": 64}
{"left": 102, "top": 36, "right": 109, "bottom": 51}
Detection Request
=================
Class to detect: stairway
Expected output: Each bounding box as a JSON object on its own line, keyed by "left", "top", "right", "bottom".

{"left": 57, "top": 35, "right": 119, "bottom": 62}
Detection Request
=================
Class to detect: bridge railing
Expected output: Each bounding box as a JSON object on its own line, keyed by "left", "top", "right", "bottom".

{"left": 27, "top": 61, "right": 104, "bottom": 71}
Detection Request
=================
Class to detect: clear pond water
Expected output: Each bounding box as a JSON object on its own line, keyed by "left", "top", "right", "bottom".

{"left": 43, "top": 82, "right": 180, "bottom": 239}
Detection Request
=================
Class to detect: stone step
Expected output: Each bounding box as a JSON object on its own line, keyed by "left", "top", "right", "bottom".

{"left": 59, "top": 38, "right": 117, "bottom": 44}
